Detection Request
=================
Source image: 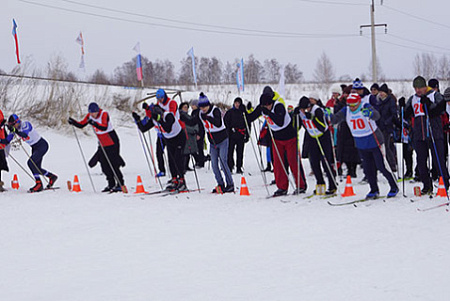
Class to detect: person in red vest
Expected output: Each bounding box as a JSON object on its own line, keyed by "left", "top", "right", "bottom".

{"left": 0, "top": 109, "right": 9, "bottom": 192}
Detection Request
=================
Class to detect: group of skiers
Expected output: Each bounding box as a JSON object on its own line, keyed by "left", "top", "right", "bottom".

{"left": 1, "top": 77, "right": 450, "bottom": 199}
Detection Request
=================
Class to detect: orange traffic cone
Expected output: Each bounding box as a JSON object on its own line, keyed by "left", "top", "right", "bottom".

{"left": 134, "top": 175, "right": 148, "bottom": 194}
{"left": 11, "top": 174, "right": 19, "bottom": 190}
{"left": 72, "top": 175, "right": 81, "bottom": 192}
{"left": 341, "top": 175, "right": 356, "bottom": 197}
{"left": 240, "top": 176, "right": 250, "bottom": 196}
{"left": 436, "top": 176, "right": 447, "bottom": 197}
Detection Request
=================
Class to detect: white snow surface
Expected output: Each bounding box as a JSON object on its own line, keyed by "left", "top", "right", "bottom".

{"left": 1, "top": 124, "right": 450, "bottom": 301}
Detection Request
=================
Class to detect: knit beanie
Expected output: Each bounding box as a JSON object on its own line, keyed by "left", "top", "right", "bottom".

{"left": 198, "top": 92, "right": 211, "bottom": 108}
{"left": 298, "top": 96, "right": 310, "bottom": 109}
{"left": 444, "top": 87, "right": 450, "bottom": 101}
{"left": 260, "top": 93, "right": 274, "bottom": 106}
{"left": 353, "top": 78, "right": 364, "bottom": 89}
{"left": 413, "top": 76, "right": 427, "bottom": 88}
{"left": 428, "top": 78, "right": 439, "bottom": 89}
{"left": 370, "top": 83, "right": 380, "bottom": 91}
{"left": 88, "top": 102, "right": 100, "bottom": 113}
{"left": 379, "top": 83, "right": 389, "bottom": 94}
{"left": 263, "top": 86, "right": 274, "bottom": 98}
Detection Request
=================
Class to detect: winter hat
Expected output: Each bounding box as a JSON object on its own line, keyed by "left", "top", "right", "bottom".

{"left": 370, "top": 83, "right": 380, "bottom": 91}
{"left": 156, "top": 88, "right": 166, "bottom": 99}
{"left": 260, "top": 93, "right": 274, "bottom": 106}
{"left": 88, "top": 102, "right": 100, "bottom": 113}
{"left": 287, "top": 105, "right": 294, "bottom": 111}
{"left": 413, "top": 76, "right": 427, "bottom": 88}
{"left": 234, "top": 97, "right": 243, "bottom": 105}
{"left": 331, "top": 85, "right": 341, "bottom": 94}
{"left": 346, "top": 93, "right": 361, "bottom": 106}
{"left": 263, "top": 86, "right": 274, "bottom": 98}
{"left": 352, "top": 78, "right": 364, "bottom": 89}
{"left": 189, "top": 98, "right": 199, "bottom": 107}
{"left": 309, "top": 92, "right": 320, "bottom": 101}
{"left": 444, "top": 87, "right": 450, "bottom": 101}
{"left": 428, "top": 78, "right": 439, "bottom": 89}
{"left": 343, "top": 85, "right": 353, "bottom": 95}
{"left": 379, "top": 83, "right": 389, "bottom": 94}
{"left": 8, "top": 114, "right": 20, "bottom": 125}
{"left": 298, "top": 96, "right": 310, "bottom": 109}
{"left": 198, "top": 92, "right": 211, "bottom": 108}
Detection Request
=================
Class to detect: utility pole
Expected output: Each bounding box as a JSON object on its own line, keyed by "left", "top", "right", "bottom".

{"left": 360, "top": 0, "right": 387, "bottom": 82}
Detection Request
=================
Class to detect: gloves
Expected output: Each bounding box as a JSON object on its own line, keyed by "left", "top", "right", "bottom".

{"left": 293, "top": 106, "right": 301, "bottom": 115}
{"left": 324, "top": 108, "right": 332, "bottom": 119}
{"left": 361, "top": 107, "right": 373, "bottom": 118}
{"left": 200, "top": 113, "right": 208, "bottom": 120}
{"left": 261, "top": 107, "right": 271, "bottom": 115}
{"left": 247, "top": 102, "right": 252, "bottom": 111}
{"left": 87, "top": 119, "right": 95, "bottom": 125}
{"left": 68, "top": 117, "right": 75, "bottom": 125}
{"left": 142, "top": 102, "right": 149, "bottom": 110}
{"left": 304, "top": 112, "right": 312, "bottom": 120}
{"left": 6, "top": 124, "right": 15, "bottom": 132}
{"left": 132, "top": 112, "right": 141, "bottom": 122}
{"left": 420, "top": 95, "right": 431, "bottom": 108}
{"left": 398, "top": 97, "right": 406, "bottom": 108}
{"left": 151, "top": 105, "right": 164, "bottom": 120}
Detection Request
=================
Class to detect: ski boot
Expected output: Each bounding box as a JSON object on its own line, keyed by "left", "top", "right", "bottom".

{"left": 365, "top": 191, "right": 379, "bottom": 200}
{"left": 212, "top": 184, "right": 224, "bottom": 194}
{"left": 46, "top": 173, "right": 58, "bottom": 189}
{"left": 165, "top": 178, "right": 179, "bottom": 191}
{"left": 293, "top": 187, "right": 306, "bottom": 195}
{"left": 0, "top": 181, "right": 5, "bottom": 192}
{"left": 387, "top": 187, "right": 399, "bottom": 198}
{"left": 223, "top": 184, "right": 235, "bottom": 193}
{"left": 177, "top": 178, "right": 188, "bottom": 192}
{"left": 273, "top": 188, "right": 288, "bottom": 197}
{"left": 29, "top": 179, "right": 43, "bottom": 193}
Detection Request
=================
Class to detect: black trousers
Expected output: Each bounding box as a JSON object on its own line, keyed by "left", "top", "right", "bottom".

{"left": 164, "top": 131, "right": 186, "bottom": 179}
{"left": 227, "top": 133, "right": 245, "bottom": 172}
{"left": 193, "top": 136, "right": 205, "bottom": 167}
{"left": 98, "top": 144, "right": 124, "bottom": 187}
{"left": 308, "top": 134, "right": 336, "bottom": 190}
{"left": 359, "top": 146, "right": 397, "bottom": 193}
{"left": 156, "top": 135, "right": 166, "bottom": 173}
{"left": 415, "top": 139, "right": 449, "bottom": 190}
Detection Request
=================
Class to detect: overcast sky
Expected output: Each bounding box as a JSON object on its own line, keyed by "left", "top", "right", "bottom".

{"left": 2, "top": 0, "right": 450, "bottom": 82}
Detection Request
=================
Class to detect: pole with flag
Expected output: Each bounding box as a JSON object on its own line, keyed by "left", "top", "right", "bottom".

{"left": 133, "top": 42, "right": 144, "bottom": 87}
{"left": 75, "top": 32, "right": 85, "bottom": 70}
{"left": 187, "top": 47, "right": 197, "bottom": 90}
{"left": 12, "top": 19, "right": 21, "bottom": 64}
{"left": 236, "top": 58, "right": 244, "bottom": 94}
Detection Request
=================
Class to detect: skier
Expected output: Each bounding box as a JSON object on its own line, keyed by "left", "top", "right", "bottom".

{"left": 224, "top": 97, "right": 248, "bottom": 174}
{"left": 133, "top": 97, "right": 187, "bottom": 192}
{"left": 248, "top": 89, "right": 307, "bottom": 196}
{"left": 189, "top": 98, "right": 206, "bottom": 168}
{"left": 402, "top": 76, "right": 449, "bottom": 194}
{"left": 69, "top": 102, "right": 125, "bottom": 192}
{"left": 331, "top": 93, "right": 398, "bottom": 199}
{"left": 352, "top": 78, "right": 371, "bottom": 105}
{"left": 179, "top": 101, "right": 199, "bottom": 172}
{"left": 0, "top": 109, "right": 9, "bottom": 192}
{"left": 5, "top": 114, "right": 58, "bottom": 192}
{"left": 197, "top": 92, "right": 234, "bottom": 193}
{"left": 294, "top": 96, "right": 336, "bottom": 195}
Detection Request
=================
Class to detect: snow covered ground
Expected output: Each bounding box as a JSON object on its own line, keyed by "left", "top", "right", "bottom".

{"left": 1, "top": 124, "right": 450, "bottom": 301}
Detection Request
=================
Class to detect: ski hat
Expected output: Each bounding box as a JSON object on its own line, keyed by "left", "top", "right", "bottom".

{"left": 298, "top": 96, "right": 310, "bottom": 109}
{"left": 263, "top": 86, "right": 274, "bottom": 98}
{"left": 331, "top": 85, "right": 341, "bottom": 94}
{"left": 234, "top": 97, "right": 243, "bottom": 105}
{"left": 198, "top": 92, "right": 210, "bottom": 108}
{"left": 260, "top": 92, "right": 274, "bottom": 106}
{"left": 156, "top": 88, "right": 166, "bottom": 99}
{"left": 309, "top": 92, "right": 320, "bottom": 101}
{"left": 287, "top": 105, "right": 294, "bottom": 112}
{"left": 370, "top": 83, "right": 380, "bottom": 91}
{"left": 346, "top": 93, "right": 361, "bottom": 106}
{"left": 189, "top": 98, "right": 199, "bottom": 107}
{"left": 8, "top": 114, "right": 20, "bottom": 125}
{"left": 444, "top": 87, "right": 450, "bottom": 101}
{"left": 88, "top": 102, "right": 100, "bottom": 113}
{"left": 352, "top": 78, "right": 364, "bottom": 89}
{"left": 428, "top": 78, "right": 439, "bottom": 89}
{"left": 413, "top": 76, "right": 427, "bottom": 88}
{"left": 379, "top": 83, "right": 389, "bottom": 94}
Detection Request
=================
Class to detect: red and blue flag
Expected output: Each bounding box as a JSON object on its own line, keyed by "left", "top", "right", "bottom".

{"left": 12, "top": 19, "right": 21, "bottom": 64}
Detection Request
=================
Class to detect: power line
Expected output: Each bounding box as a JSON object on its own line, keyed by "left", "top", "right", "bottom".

{"left": 388, "top": 33, "right": 450, "bottom": 52}
{"left": 296, "top": 0, "right": 366, "bottom": 6}
{"left": 19, "top": 0, "right": 358, "bottom": 39}
{"left": 383, "top": 5, "right": 450, "bottom": 30}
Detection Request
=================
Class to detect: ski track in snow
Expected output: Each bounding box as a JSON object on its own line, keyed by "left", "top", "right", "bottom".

{"left": 1, "top": 126, "right": 449, "bottom": 301}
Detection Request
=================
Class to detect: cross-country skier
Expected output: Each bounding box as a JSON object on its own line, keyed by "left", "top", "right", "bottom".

{"left": 69, "top": 102, "right": 126, "bottom": 192}
{"left": 0, "top": 109, "right": 9, "bottom": 192}
{"left": 133, "top": 91, "right": 187, "bottom": 192}
{"left": 4, "top": 114, "right": 58, "bottom": 192}
{"left": 331, "top": 93, "right": 398, "bottom": 199}
{"left": 294, "top": 96, "right": 336, "bottom": 195}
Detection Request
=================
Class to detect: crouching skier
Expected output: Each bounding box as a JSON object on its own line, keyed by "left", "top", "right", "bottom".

{"left": 331, "top": 93, "right": 399, "bottom": 199}
{"left": 132, "top": 103, "right": 187, "bottom": 192}
{"left": 69, "top": 102, "right": 126, "bottom": 193}
{"left": 5, "top": 114, "right": 58, "bottom": 192}
{"left": 294, "top": 96, "right": 337, "bottom": 195}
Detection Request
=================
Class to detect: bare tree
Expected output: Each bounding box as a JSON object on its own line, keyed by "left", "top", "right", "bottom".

{"left": 222, "top": 61, "right": 235, "bottom": 84}
{"left": 313, "top": 52, "right": 335, "bottom": 90}
{"left": 438, "top": 55, "right": 450, "bottom": 82}
{"left": 244, "top": 54, "right": 263, "bottom": 84}
{"left": 263, "top": 58, "right": 281, "bottom": 84}
{"left": 90, "top": 69, "right": 110, "bottom": 85}
{"left": 413, "top": 53, "right": 438, "bottom": 79}
{"left": 284, "top": 63, "right": 303, "bottom": 84}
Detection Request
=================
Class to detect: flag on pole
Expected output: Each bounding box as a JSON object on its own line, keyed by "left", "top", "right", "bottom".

{"left": 187, "top": 47, "right": 197, "bottom": 86}
{"left": 236, "top": 58, "right": 244, "bottom": 92}
{"left": 133, "top": 42, "right": 143, "bottom": 81}
{"left": 278, "top": 65, "right": 285, "bottom": 98}
{"left": 12, "top": 19, "right": 21, "bottom": 64}
{"left": 75, "top": 32, "right": 85, "bottom": 69}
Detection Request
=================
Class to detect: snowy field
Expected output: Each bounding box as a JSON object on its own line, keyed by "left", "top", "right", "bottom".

{"left": 1, "top": 122, "right": 450, "bottom": 301}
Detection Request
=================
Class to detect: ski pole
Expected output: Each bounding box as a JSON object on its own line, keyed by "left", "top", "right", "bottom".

{"left": 144, "top": 129, "right": 163, "bottom": 189}
{"left": 135, "top": 125, "right": 154, "bottom": 178}
{"left": 8, "top": 152, "right": 35, "bottom": 181}
{"left": 243, "top": 112, "right": 270, "bottom": 195}
{"left": 71, "top": 125, "right": 96, "bottom": 192}
{"left": 18, "top": 142, "right": 50, "bottom": 186}
{"left": 401, "top": 107, "right": 406, "bottom": 197}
